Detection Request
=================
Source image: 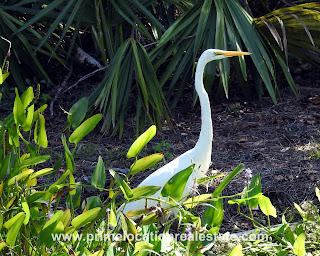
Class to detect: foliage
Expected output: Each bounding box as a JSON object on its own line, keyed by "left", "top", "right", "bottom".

{"left": 1, "top": 1, "right": 320, "bottom": 136}
{"left": 1, "top": 79, "right": 320, "bottom": 255}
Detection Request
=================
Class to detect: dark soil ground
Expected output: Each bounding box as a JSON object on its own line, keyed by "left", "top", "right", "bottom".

{"left": 42, "top": 64, "right": 320, "bottom": 234}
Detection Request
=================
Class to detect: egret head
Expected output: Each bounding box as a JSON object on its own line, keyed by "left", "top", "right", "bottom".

{"left": 201, "top": 49, "right": 251, "bottom": 62}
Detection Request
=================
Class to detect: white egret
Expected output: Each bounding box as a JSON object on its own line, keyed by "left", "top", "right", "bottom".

{"left": 123, "top": 49, "right": 251, "bottom": 215}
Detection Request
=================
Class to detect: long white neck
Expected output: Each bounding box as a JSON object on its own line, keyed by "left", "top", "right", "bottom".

{"left": 194, "top": 57, "right": 213, "bottom": 153}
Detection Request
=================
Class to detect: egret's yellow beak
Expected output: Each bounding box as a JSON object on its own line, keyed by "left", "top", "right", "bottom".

{"left": 217, "top": 51, "right": 251, "bottom": 57}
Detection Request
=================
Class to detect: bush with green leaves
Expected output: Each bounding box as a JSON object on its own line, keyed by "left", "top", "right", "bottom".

{"left": 1, "top": 1, "right": 320, "bottom": 136}
{"left": 2, "top": 85, "right": 320, "bottom": 255}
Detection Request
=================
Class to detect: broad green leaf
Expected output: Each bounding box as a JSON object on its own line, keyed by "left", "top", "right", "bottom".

{"left": 161, "top": 164, "right": 194, "bottom": 202}
{"left": 293, "top": 233, "right": 306, "bottom": 256}
{"left": 13, "top": 88, "right": 25, "bottom": 126}
{"left": 131, "top": 186, "right": 161, "bottom": 199}
{"left": 83, "top": 196, "right": 102, "bottom": 210}
{"left": 4, "top": 212, "right": 25, "bottom": 229}
{"left": 42, "top": 211, "right": 64, "bottom": 230}
{"left": 27, "top": 191, "right": 46, "bottom": 204}
{"left": 67, "top": 97, "right": 88, "bottom": 129}
{"left": 18, "top": 155, "right": 50, "bottom": 170}
{"left": 30, "top": 168, "right": 54, "bottom": 179}
{"left": 91, "top": 156, "right": 106, "bottom": 189}
{"left": 229, "top": 244, "right": 243, "bottom": 256}
{"left": 109, "top": 169, "right": 133, "bottom": 199}
{"left": 258, "top": 195, "right": 277, "bottom": 218}
{"left": 20, "top": 86, "right": 34, "bottom": 131}
{"left": 7, "top": 169, "right": 34, "bottom": 186}
{"left": 38, "top": 211, "right": 64, "bottom": 247}
{"left": 69, "top": 114, "right": 102, "bottom": 144}
{"left": 21, "top": 197, "right": 30, "bottom": 225}
{"left": 127, "top": 125, "right": 156, "bottom": 158}
{"left": 34, "top": 113, "right": 48, "bottom": 148}
{"left": 6, "top": 213, "right": 25, "bottom": 248}
{"left": 71, "top": 207, "right": 101, "bottom": 229}
{"left": 129, "top": 153, "right": 163, "bottom": 175}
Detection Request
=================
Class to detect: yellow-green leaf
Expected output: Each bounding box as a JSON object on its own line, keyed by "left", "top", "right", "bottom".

{"left": 7, "top": 169, "right": 34, "bottom": 186}
{"left": 109, "top": 169, "right": 133, "bottom": 199}
{"left": 161, "top": 164, "right": 194, "bottom": 202}
{"left": 183, "top": 194, "right": 212, "bottom": 209}
{"left": 69, "top": 114, "right": 102, "bottom": 144}
{"left": 129, "top": 153, "right": 163, "bottom": 175}
{"left": 293, "top": 233, "right": 306, "bottom": 256}
{"left": 258, "top": 195, "right": 277, "bottom": 218}
{"left": 229, "top": 244, "right": 243, "bottom": 256}
{"left": 71, "top": 207, "right": 101, "bottom": 229}
{"left": 34, "top": 113, "right": 48, "bottom": 148}
{"left": 127, "top": 125, "right": 156, "bottom": 158}
{"left": 91, "top": 156, "right": 106, "bottom": 189}
{"left": 21, "top": 197, "right": 30, "bottom": 225}
{"left": 6, "top": 213, "right": 25, "bottom": 248}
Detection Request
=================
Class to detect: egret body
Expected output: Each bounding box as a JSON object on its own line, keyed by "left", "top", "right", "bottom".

{"left": 123, "top": 49, "right": 250, "bottom": 214}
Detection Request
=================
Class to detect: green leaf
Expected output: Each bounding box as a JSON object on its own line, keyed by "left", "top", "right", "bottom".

{"left": 6, "top": 213, "right": 25, "bottom": 248}
{"left": 4, "top": 212, "right": 25, "bottom": 229}
{"left": 69, "top": 114, "right": 102, "bottom": 144}
{"left": 18, "top": 155, "right": 50, "bottom": 170}
{"left": 229, "top": 244, "right": 243, "bottom": 256}
{"left": 21, "top": 197, "right": 30, "bottom": 225}
{"left": 258, "top": 195, "right": 277, "bottom": 218}
{"left": 131, "top": 186, "right": 161, "bottom": 200}
{"left": 71, "top": 207, "right": 101, "bottom": 229}
{"left": 293, "top": 233, "right": 306, "bottom": 256}
{"left": 13, "top": 88, "right": 25, "bottom": 126}
{"left": 109, "top": 169, "right": 133, "bottom": 199}
{"left": 160, "top": 164, "right": 194, "bottom": 202}
{"left": 127, "top": 125, "right": 156, "bottom": 158}
{"left": 91, "top": 156, "right": 106, "bottom": 189}
{"left": 38, "top": 211, "right": 64, "bottom": 247}
{"left": 20, "top": 86, "right": 34, "bottom": 131}
{"left": 67, "top": 97, "right": 89, "bottom": 129}
{"left": 129, "top": 153, "right": 163, "bottom": 175}
{"left": 34, "top": 113, "right": 48, "bottom": 148}
{"left": 7, "top": 169, "right": 34, "bottom": 186}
